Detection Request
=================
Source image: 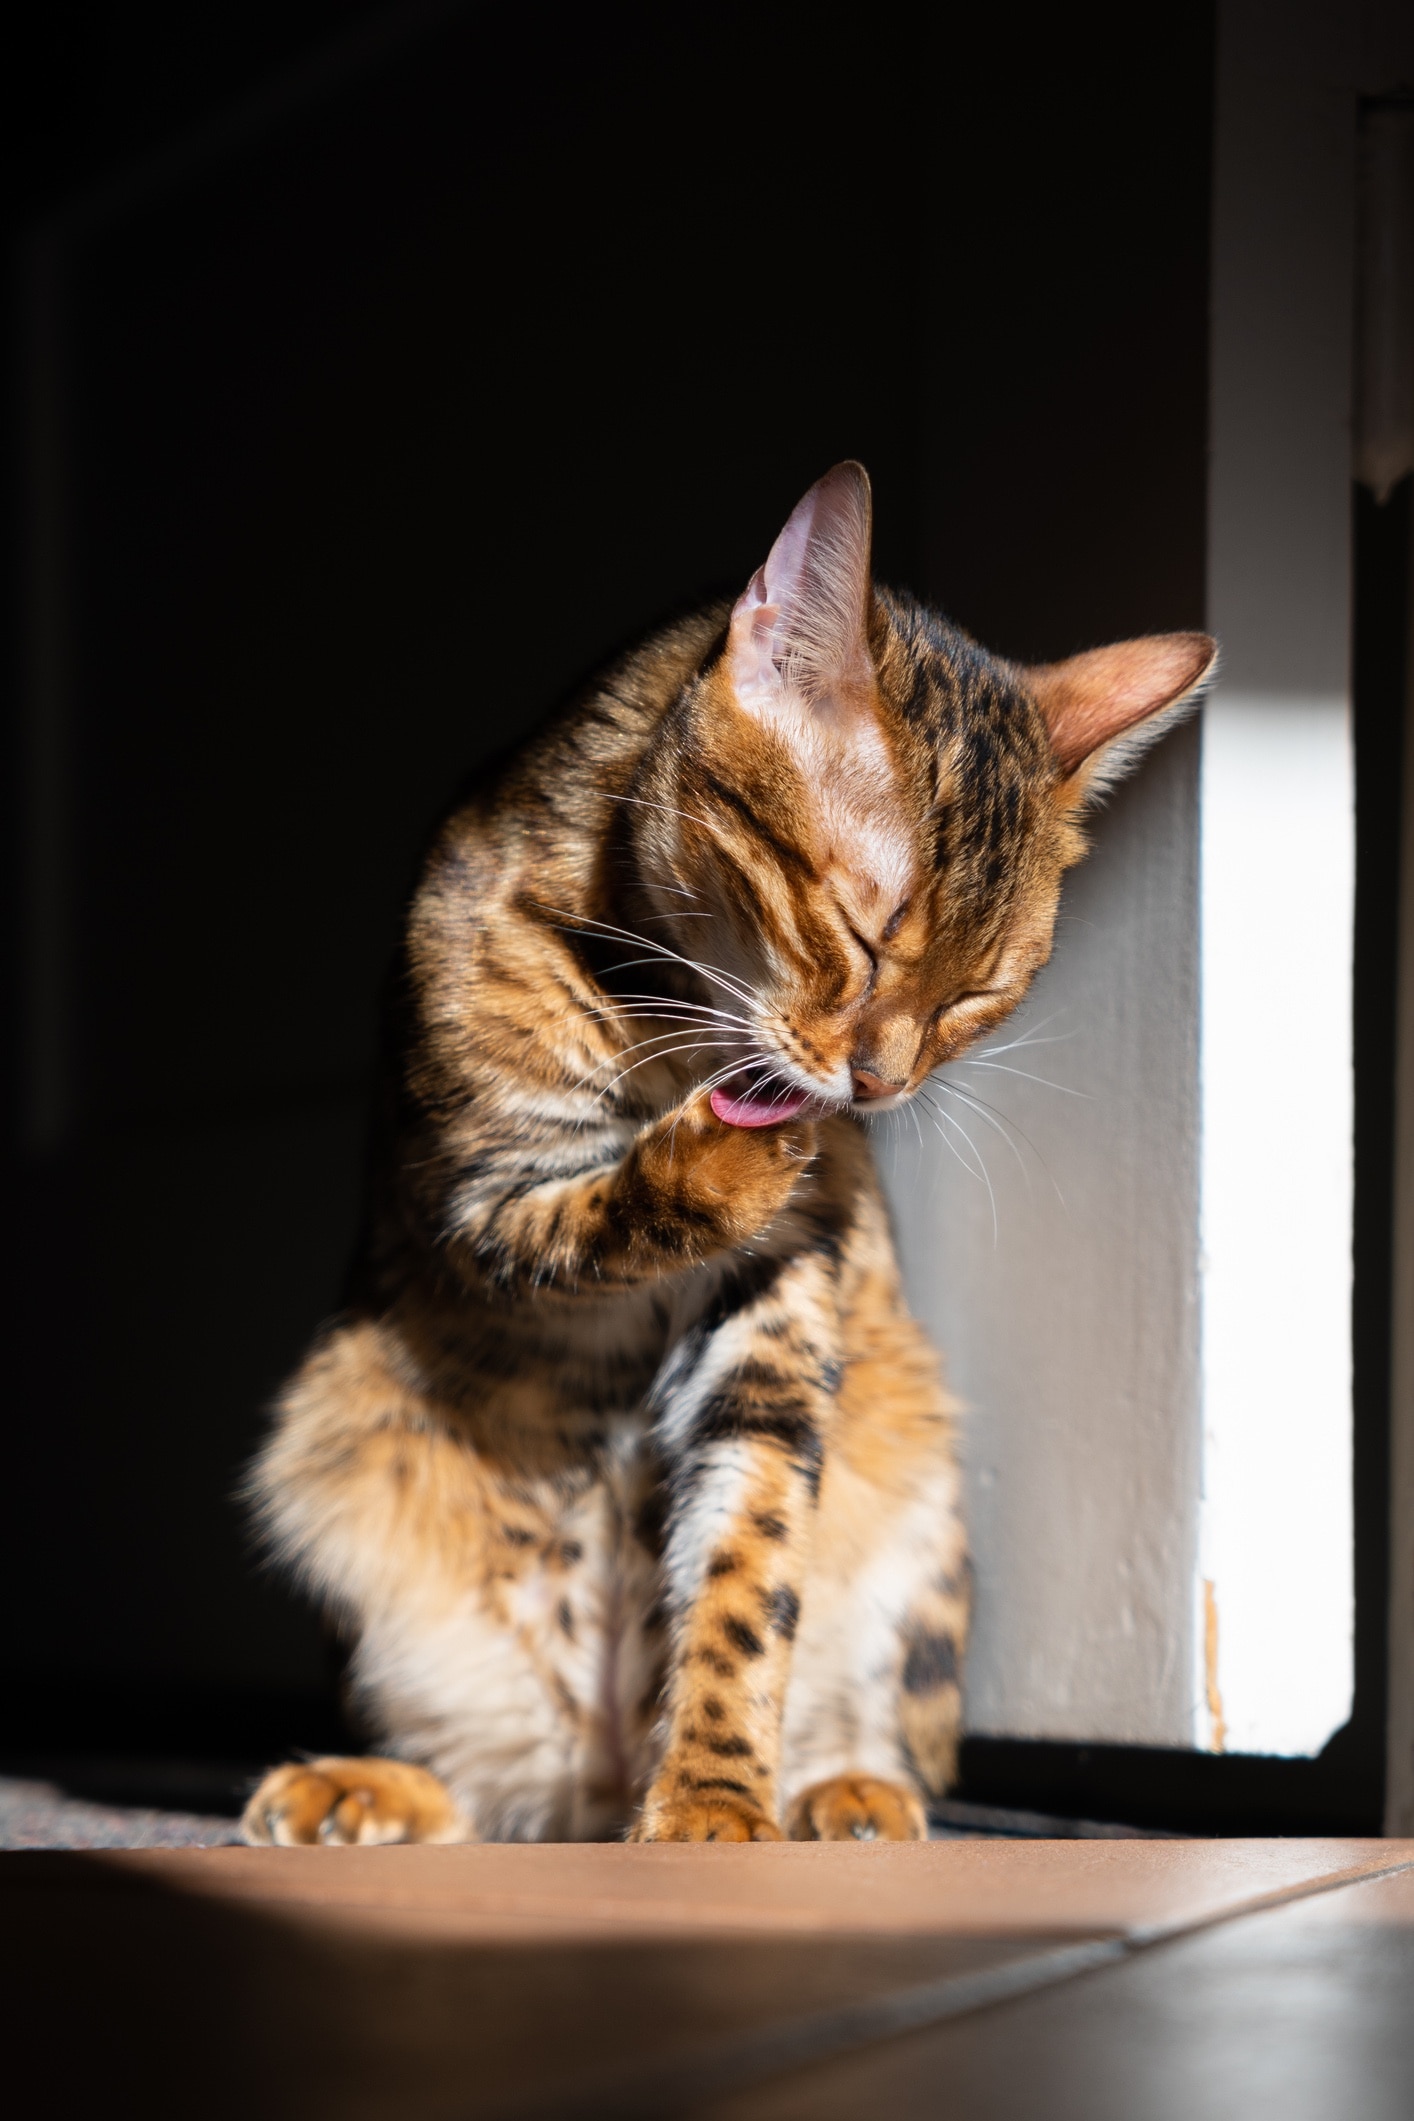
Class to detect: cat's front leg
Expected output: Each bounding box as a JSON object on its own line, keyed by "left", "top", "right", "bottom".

{"left": 632, "top": 1248, "right": 841, "bottom": 1842}
{"left": 444, "top": 1087, "right": 817, "bottom": 1294}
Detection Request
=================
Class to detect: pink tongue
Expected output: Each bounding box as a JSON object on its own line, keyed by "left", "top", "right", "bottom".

{"left": 709, "top": 1083, "right": 813, "bottom": 1129}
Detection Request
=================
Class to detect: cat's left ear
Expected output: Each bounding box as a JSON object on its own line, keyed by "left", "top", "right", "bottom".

{"left": 727, "top": 462, "right": 875, "bottom": 718}
{"left": 1021, "top": 632, "right": 1217, "bottom": 801}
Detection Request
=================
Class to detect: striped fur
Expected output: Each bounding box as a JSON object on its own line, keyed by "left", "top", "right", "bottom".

{"left": 243, "top": 465, "right": 1213, "bottom": 1845}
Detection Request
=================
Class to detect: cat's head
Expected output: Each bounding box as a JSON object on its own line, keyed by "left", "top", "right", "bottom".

{"left": 633, "top": 462, "right": 1213, "bottom": 1123}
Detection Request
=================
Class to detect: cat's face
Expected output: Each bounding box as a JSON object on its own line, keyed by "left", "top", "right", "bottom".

{"left": 657, "top": 617, "right": 1072, "bottom": 1119}
{"left": 634, "top": 464, "right": 1213, "bottom": 1123}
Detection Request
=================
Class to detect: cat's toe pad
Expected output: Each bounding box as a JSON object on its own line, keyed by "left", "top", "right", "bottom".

{"left": 787, "top": 1774, "right": 926, "bottom": 1842}
{"left": 240, "top": 1757, "right": 469, "bottom": 1846}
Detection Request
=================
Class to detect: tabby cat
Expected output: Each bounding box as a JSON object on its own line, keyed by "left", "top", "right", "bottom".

{"left": 243, "top": 463, "right": 1213, "bottom": 1845}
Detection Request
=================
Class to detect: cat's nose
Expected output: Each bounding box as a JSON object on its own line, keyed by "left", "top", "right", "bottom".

{"left": 851, "top": 1069, "right": 903, "bottom": 1101}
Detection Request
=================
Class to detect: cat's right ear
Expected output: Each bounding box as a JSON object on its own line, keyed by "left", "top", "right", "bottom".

{"left": 727, "top": 463, "right": 875, "bottom": 717}
{"left": 1022, "top": 632, "right": 1217, "bottom": 802}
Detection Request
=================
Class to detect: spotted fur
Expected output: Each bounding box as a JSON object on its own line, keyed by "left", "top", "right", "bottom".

{"left": 243, "top": 464, "right": 1213, "bottom": 1846}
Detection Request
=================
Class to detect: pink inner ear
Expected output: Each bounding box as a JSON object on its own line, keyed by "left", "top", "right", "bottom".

{"left": 1024, "top": 632, "right": 1216, "bottom": 772}
{"left": 727, "top": 462, "right": 874, "bottom": 710}
{"left": 729, "top": 568, "right": 782, "bottom": 703}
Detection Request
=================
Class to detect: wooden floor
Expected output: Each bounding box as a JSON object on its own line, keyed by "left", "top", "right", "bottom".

{"left": 8, "top": 1838, "right": 1413, "bottom": 2117}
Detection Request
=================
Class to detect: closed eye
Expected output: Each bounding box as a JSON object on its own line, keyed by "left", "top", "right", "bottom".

{"left": 935, "top": 989, "right": 1002, "bottom": 1025}
{"left": 844, "top": 923, "right": 878, "bottom": 970}
{"left": 842, "top": 924, "right": 880, "bottom": 1002}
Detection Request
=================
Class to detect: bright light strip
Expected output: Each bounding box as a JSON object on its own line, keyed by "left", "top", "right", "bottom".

{"left": 1196, "top": 689, "right": 1355, "bottom": 1755}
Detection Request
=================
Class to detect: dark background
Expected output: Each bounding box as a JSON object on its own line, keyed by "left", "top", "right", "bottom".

{"left": 12, "top": 0, "right": 1392, "bottom": 1831}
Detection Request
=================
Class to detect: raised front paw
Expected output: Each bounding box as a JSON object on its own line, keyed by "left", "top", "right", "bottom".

{"left": 631, "top": 1791, "right": 784, "bottom": 1842}
{"left": 787, "top": 1774, "right": 926, "bottom": 1842}
{"left": 241, "top": 1756, "right": 471, "bottom": 1846}
{"left": 629, "top": 1090, "right": 817, "bottom": 1254}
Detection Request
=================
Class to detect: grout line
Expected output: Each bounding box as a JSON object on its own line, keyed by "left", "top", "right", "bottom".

{"left": 1123, "top": 1851, "right": 1414, "bottom": 1951}
{"left": 479, "top": 1937, "right": 1132, "bottom": 2121}
{"left": 479, "top": 1853, "right": 1414, "bottom": 2121}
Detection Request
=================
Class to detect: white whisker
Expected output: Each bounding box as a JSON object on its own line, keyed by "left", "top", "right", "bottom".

{"left": 975, "top": 1013, "right": 1074, "bottom": 1058}
{"left": 600, "top": 790, "right": 713, "bottom": 832}
{"left": 595, "top": 1024, "right": 735, "bottom": 1066}
{"left": 935, "top": 1077, "right": 1066, "bottom": 1210}
{"left": 536, "top": 904, "right": 759, "bottom": 1013}
{"left": 915, "top": 1093, "right": 998, "bottom": 1244}
{"left": 590, "top": 1036, "right": 735, "bottom": 1106}
{"left": 964, "top": 1058, "right": 1089, "bottom": 1097}
{"left": 582, "top": 994, "right": 757, "bottom": 1033}
{"left": 923, "top": 1082, "right": 1026, "bottom": 1184}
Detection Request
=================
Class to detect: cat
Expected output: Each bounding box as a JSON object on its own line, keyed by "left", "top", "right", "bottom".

{"left": 242, "top": 462, "right": 1213, "bottom": 1845}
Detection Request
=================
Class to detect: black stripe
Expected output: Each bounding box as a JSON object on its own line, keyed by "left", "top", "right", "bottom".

{"left": 702, "top": 772, "right": 815, "bottom": 877}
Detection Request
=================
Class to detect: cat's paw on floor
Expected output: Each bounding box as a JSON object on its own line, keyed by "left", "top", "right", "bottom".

{"left": 787, "top": 1774, "right": 926, "bottom": 1842}
{"left": 241, "top": 1757, "right": 471, "bottom": 1846}
{"left": 630, "top": 1794, "right": 784, "bottom": 1842}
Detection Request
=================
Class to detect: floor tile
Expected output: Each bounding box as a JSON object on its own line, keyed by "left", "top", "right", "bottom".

{"left": 58, "top": 1833, "right": 1403, "bottom": 1941}
{"left": 6, "top": 1840, "right": 1410, "bottom": 2119}
{"left": 701, "top": 1856, "right": 1414, "bottom": 2121}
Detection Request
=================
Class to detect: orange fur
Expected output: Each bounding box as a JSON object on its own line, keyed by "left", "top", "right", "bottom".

{"left": 244, "top": 464, "right": 1210, "bottom": 1845}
